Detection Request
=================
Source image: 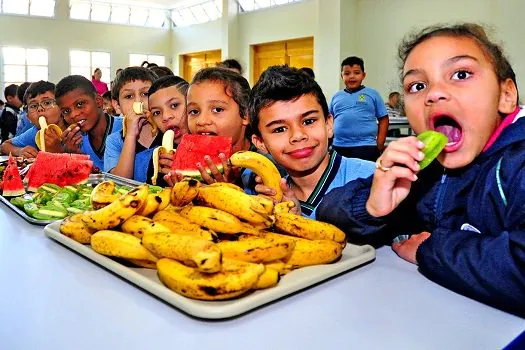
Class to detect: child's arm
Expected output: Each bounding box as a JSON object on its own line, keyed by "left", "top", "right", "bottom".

{"left": 377, "top": 117, "right": 389, "bottom": 152}
{"left": 1, "top": 139, "right": 38, "bottom": 158}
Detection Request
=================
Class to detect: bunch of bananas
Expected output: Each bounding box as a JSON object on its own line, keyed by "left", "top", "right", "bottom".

{"left": 59, "top": 151, "right": 347, "bottom": 301}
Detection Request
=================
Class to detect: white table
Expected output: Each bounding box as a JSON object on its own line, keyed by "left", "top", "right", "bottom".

{"left": 0, "top": 206, "right": 523, "bottom": 350}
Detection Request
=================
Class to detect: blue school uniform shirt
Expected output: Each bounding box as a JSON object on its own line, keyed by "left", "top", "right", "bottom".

{"left": 80, "top": 115, "right": 123, "bottom": 170}
{"left": 293, "top": 150, "right": 375, "bottom": 219}
{"left": 11, "top": 126, "right": 37, "bottom": 148}
{"left": 329, "top": 86, "right": 388, "bottom": 148}
{"left": 104, "top": 131, "right": 162, "bottom": 183}
{"left": 16, "top": 110, "right": 32, "bottom": 136}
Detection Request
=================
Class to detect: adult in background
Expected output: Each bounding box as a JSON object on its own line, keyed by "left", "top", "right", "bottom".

{"left": 91, "top": 68, "right": 108, "bottom": 96}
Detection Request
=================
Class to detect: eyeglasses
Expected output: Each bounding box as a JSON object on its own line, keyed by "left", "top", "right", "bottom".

{"left": 27, "top": 99, "right": 57, "bottom": 112}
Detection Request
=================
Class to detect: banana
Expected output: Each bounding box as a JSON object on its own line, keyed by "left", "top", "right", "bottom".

{"left": 122, "top": 101, "right": 157, "bottom": 137}
{"left": 157, "top": 187, "right": 171, "bottom": 211}
{"left": 206, "top": 182, "right": 243, "bottom": 191}
{"left": 283, "top": 237, "right": 343, "bottom": 269}
{"left": 127, "top": 259, "right": 157, "bottom": 269}
{"left": 81, "top": 185, "right": 149, "bottom": 230}
{"left": 274, "top": 212, "right": 346, "bottom": 244}
{"left": 229, "top": 151, "right": 283, "bottom": 202}
{"left": 121, "top": 215, "right": 171, "bottom": 239}
{"left": 157, "top": 258, "right": 264, "bottom": 300}
{"left": 264, "top": 260, "right": 292, "bottom": 275}
{"left": 91, "top": 230, "right": 158, "bottom": 262}
{"left": 252, "top": 195, "right": 274, "bottom": 215}
{"left": 90, "top": 180, "right": 119, "bottom": 210}
{"left": 152, "top": 211, "right": 218, "bottom": 242}
{"left": 142, "top": 232, "right": 222, "bottom": 273}
{"left": 59, "top": 213, "right": 95, "bottom": 244}
{"left": 151, "top": 130, "right": 175, "bottom": 185}
{"left": 274, "top": 201, "right": 295, "bottom": 215}
{"left": 136, "top": 193, "right": 162, "bottom": 216}
{"left": 217, "top": 234, "right": 295, "bottom": 263}
{"left": 35, "top": 116, "right": 63, "bottom": 152}
{"left": 254, "top": 267, "right": 280, "bottom": 289}
{"left": 171, "top": 179, "right": 200, "bottom": 206}
{"left": 177, "top": 205, "right": 250, "bottom": 234}
{"left": 196, "top": 186, "right": 273, "bottom": 226}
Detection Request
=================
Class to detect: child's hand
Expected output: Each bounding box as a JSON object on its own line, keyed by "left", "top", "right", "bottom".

{"left": 60, "top": 124, "right": 82, "bottom": 153}
{"left": 163, "top": 171, "right": 185, "bottom": 187}
{"left": 255, "top": 177, "right": 301, "bottom": 215}
{"left": 159, "top": 150, "right": 175, "bottom": 178}
{"left": 366, "top": 136, "right": 425, "bottom": 217}
{"left": 197, "top": 153, "right": 236, "bottom": 184}
{"left": 18, "top": 146, "right": 39, "bottom": 158}
{"left": 392, "top": 231, "right": 431, "bottom": 264}
{"left": 44, "top": 127, "right": 63, "bottom": 153}
{"left": 125, "top": 110, "right": 149, "bottom": 139}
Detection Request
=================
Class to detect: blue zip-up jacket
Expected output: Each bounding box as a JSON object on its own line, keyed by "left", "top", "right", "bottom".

{"left": 317, "top": 115, "right": 525, "bottom": 317}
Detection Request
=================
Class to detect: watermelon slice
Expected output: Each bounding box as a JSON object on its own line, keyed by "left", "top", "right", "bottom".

{"left": 26, "top": 152, "right": 93, "bottom": 192}
{"left": 172, "top": 135, "right": 233, "bottom": 180}
{"left": 2, "top": 154, "right": 25, "bottom": 197}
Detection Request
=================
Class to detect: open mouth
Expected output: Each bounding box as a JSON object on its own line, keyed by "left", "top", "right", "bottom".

{"left": 432, "top": 115, "right": 463, "bottom": 151}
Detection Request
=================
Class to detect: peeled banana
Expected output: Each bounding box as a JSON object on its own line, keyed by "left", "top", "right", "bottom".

{"left": 91, "top": 230, "right": 158, "bottom": 262}
{"left": 35, "top": 116, "right": 63, "bottom": 152}
{"left": 59, "top": 213, "right": 95, "bottom": 244}
{"left": 171, "top": 179, "right": 200, "bottom": 206}
{"left": 275, "top": 212, "right": 346, "bottom": 244}
{"left": 229, "top": 151, "right": 283, "bottom": 202}
{"left": 90, "top": 180, "right": 119, "bottom": 210}
{"left": 151, "top": 129, "right": 175, "bottom": 185}
{"left": 121, "top": 215, "right": 171, "bottom": 239}
{"left": 157, "top": 258, "right": 264, "bottom": 300}
{"left": 217, "top": 234, "right": 295, "bottom": 263}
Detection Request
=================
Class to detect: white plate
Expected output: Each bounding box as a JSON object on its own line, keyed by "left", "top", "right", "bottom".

{"left": 44, "top": 221, "right": 376, "bottom": 319}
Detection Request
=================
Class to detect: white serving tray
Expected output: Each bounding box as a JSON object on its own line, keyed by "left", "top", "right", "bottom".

{"left": 44, "top": 221, "right": 376, "bottom": 319}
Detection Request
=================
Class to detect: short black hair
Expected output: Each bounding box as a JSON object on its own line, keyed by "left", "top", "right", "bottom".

{"left": 102, "top": 91, "right": 111, "bottom": 100}
{"left": 4, "top": 84, "right": 19, "bottom": 100}
{"left": 149, "top": 66, "right": 174, "bottom": 78}
{"left": 218, "top": 59, "right": 243, "bottom": 75}
{"left": 111, "top": 66, "right": 157, "bottom": 102}
{"left": 341, "top": 56, "right": 365, "bottom": 72}
{"left": 0, "top": 100, "right": 4, "bottom": 106}
{"left": 148, "top": 75, "right": 189, "bottom": 98}
{"left": 249, "top": 65, "right": 329, "bottom": 137}
{"left": 17, "top": 82, "right": 31, "bottom": 104}
{"left": 24, "top": 81, "right": 55, "bottom": 104}
{"left": 55, "top": 75, "right": 97, "bottom": 100}
{"left": 298, "top": 67, "right": 315, "bottom": 79}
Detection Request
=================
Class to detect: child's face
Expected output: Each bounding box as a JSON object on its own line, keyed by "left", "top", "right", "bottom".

{"left": 8, "top": 94, "right": 22, "bottom": 108}
{"left": 115, "top": 80, "right": 152, "bottom": 116}
{"left": 57, "top": 88, "right": 103, "bottom": 132}
{"left": 252, "top": 93, "right": 333, "bottom": 174}
{"left": 341, "top": 64, "right": 366, "bottom": 89}
{"left": 149, "top": 85, "right": 188, "bottom": 144}
{"left": 26, "top": 91, "right": 62, "bottom": 128}
{"left": 402, "top": 35, "right": 516, "bottom": 169}
{"left": 187, "top": 81, "right": 248, "bottom": 147}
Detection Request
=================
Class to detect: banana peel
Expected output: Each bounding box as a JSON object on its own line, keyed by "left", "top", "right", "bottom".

{"left": 35, "top": 116, "right": 62, "bottom": 152}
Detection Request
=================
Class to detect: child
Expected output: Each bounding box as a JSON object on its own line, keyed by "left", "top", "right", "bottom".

{"left": 103, "top": 67, "right": 160, "bottom": 182}
{"left": 317, "top": 23, "right": 525, "bottom": 316}
{"left": 385, "top": 91, "right": 404, "bottom": 118}
{"left": 1, "top": 81, "right": 66, "bottom": 157}
{"left": 0, "top": 84, "right": 22, "bottom": 142}
{"left": 15, "top": 82, "right": 32, "bottom": 136}
{"left": 329, "top": 56, "right": 389, "bottom": 161}
{"left": 56, "top": 75, "right": 123, "bottom": 170}
{"left": 102, "top": 91, "right": 118, "bottom": 117}
{"left": 218, "top": 59, "right": 243, "bottom": 75}
{"left": 144, "top": 75, "right": 190, "bottom": 185}
{"left": 249, "top": 65, "right": 375, "bottom": 218}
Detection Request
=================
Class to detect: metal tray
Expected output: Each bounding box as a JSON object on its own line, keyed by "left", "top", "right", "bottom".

{"left": 45, "top": 220, "right": 376, "bottom": 319}
{"left": 0, "top": 173, "right": 143, "bottom": 226}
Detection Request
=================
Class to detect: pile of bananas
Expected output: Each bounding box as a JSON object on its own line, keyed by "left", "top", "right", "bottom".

{"left": 59, "top": 151, "right": 347, "bottom": 301}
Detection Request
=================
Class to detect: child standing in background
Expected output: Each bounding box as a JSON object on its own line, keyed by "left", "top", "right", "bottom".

{"left": 0, "top": 84, "right": 22, "bottom": 142}
{"left": 329, "top": 56, "right": 389, "bottom": 161}
{"left": 317, "top": 23, "right": 525, "bottom": 317}
{"left": 15, "top": 82, "right": 32, "bottom": 136}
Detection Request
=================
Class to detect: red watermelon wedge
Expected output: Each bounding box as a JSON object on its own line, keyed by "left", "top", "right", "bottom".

{"left": 26, "top": 152, "right": 93, "bottom": 192}
{"left": 172, "top": 135, "right": 233, "bottom": 180}
{"left": 2, "top": 154, "right": 25, "bottom": 197}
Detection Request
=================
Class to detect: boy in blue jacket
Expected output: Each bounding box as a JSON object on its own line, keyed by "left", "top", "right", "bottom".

{"left": 317, "top": 24, "right": 525, "bottom": 317}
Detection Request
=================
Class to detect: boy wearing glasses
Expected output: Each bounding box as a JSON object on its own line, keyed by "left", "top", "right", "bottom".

{"left": 1, "top": 81, "right": 66, "bottom": 157}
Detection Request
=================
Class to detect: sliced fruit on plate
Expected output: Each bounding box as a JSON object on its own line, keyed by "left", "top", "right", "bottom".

{"left": 2, "top": 154, "right": 25, "bottom": 197}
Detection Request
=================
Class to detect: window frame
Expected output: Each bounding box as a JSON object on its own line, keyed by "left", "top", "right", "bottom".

{"left": 0, "top": 0, "right": 56, "bottom": 18}
{"left": 1, "top": 46, "right": 50, "bottom": 90}
{"left": 69, "top": 49, "right": 111, "bottom": 83}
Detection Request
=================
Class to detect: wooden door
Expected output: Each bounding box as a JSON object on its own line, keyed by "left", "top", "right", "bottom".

{"left": 182, "top": 50, "right": 221, "bottom": 82}
{"left": 287, "top": 38, "right": 314, "bottom": 70}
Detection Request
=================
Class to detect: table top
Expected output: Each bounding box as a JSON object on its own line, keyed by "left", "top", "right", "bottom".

{"left": 0, "top": 205, "right": 523, "bottom": 350}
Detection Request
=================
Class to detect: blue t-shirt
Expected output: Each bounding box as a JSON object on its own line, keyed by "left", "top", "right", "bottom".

{"left": 104, "top": 131, "right": 162, "bottom": 183}
{"left": 80, "top": 115, "right": 123, "bottom": 170}
{"left": 16, "top": 111, "right": 32, "bottom": 136}
{"left": 11, "top": 126, "right": 38, "bottom": 148}
{"left": 292, "top": 151, "right": 375, "bottom": 219}
{"left": 329, "top": 86, "right": 388, "bottom": 147}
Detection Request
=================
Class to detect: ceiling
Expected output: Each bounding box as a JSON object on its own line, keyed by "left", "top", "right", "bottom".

{"left": 99, "top": 0, "right": 205, "bottom": 9}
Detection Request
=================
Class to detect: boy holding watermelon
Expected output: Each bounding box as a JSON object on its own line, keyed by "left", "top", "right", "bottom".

{"left": 249, "top": 65, "right": 375, "bottom": 218}
{"left": 56, "top": 75, "right": 123, "bottom": 170}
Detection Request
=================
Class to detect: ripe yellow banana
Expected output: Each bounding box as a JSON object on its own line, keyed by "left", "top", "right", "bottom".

{"left": 90, "top": 180, "right": 119, "bottom": 210}
{"left": 207, "top": 182, "right": 243, "bottom": 192}
{"left": 217, "top": 234, "right": 295, "bottom": 263}
{"left": 274, "top": 212, "right": 346, "bottom": 244}
{"left": 59, "top": 213, "right": 95, "bottom": 244}
{"left": 35, "top": 116, "right": 63, "bottom": 152}
{"left": 81, "top": 184, "right": 149, "bottom": 230}
{"left": 151, "top": 129, "right": 175, "bottom": 185}
{"left": 91, "top": 230, "right": 158, "bottom": 262}
{"left": 152, "top": 211, "right": 218, "bottom": 242}
{"left": 171, "top": 179, "right": 200, "bottom": 206}
{"left": 274, "top": 201, "right": 295, "bottom": 215}
{"left": 253, "top": 267, "right": 279, "bottom": 289}
{"left": 157, "top": 258, "right": 264, "bottom": 300}
{"left": 142, "top": 232, "right": 222, "bottom": 273}
{"left": 283, "top": 237, "right": 343, "bottom": 269}
{"left": 136, "top": 193, "right": 162, "bottom": 216}
{"left": 229, "top": 151, "right": 283, "bottom": 202}
{"left": 196, "top": 185, "right": 273, "bottom": 226}
{"left": 157, "top": 187, "right": 171, "bottom": 211}
{"left": 121, "top": 215, "right": 171, "bottom": 239}
{"left": 264, "top": 260, "right": 292, "bottom": 275}
{"left": 177, "top": 205, "right": 250, "bottom": 234}
{"left": 127, "top": 259, "right": 158, "bottom": 269}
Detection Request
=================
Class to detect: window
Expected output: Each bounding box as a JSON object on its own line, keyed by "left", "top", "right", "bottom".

{"left": 1, "top": 0, "right": 56, "bottom": 17}
{"left": 69, "top": 0, "right": 168, "bottom": 28}
{"left": 129, "top": 54, "right": 166, "bottom": 67}
{"left": 171, "top": 0, "right": 221, "bottom": 27}
{"left": 70, "top": 50, "right": 111, "bottom": 83}
{"left": 237, "top": 0, "right": 302, "bottom": 12}
{"left": 2, "top": 47, "right": 49, "bottom": 89}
